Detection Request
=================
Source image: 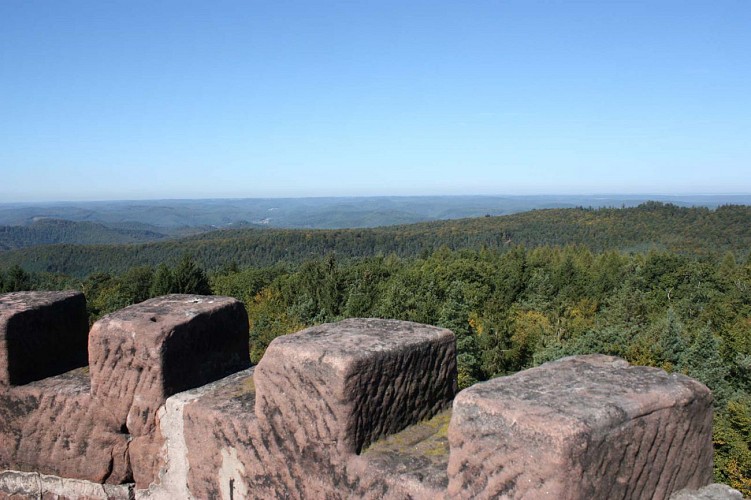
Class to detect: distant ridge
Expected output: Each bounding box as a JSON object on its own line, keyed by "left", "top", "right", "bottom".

{"left": 2, "top": 194, "right": 750, "bottom": 230}
{"left": 0, "top": 219, "right": 167, "bottom": 250}
{"left": 2, "top": 202, "right": 750, "bottom": 277}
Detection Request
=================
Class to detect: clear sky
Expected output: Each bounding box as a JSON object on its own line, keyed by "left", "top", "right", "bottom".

{"left": 1, "top": 1, "right": 749, "bottom": 202}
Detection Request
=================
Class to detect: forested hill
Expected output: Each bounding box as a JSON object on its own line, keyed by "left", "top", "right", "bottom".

{"left": 2, "top": 202, "right": 750, "bottom": 277}
{"left": 0, "top": 218, "right": 168, "bottom": 250}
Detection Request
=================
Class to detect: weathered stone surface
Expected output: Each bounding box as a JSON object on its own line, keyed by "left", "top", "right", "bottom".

{"left": 255, "top": 318, "right": 457, "bottom": 456}
{"left": 670, "top": 483, "right": 745, "bottom": 500}
{"left": 88, "top": 294, "right": 250, "bottom": 488}
{"left": 447, "top": 354, "right": 714, "bottom": 500}
{"left": 0, "top": 470, "right": 134, "bottom": 500}
{"left": 181, "top": 370, "right": 271, "bottom": 499}
{"left": 178, "top": 318, "right": 456, "bottom": 499}
{"left": 352, "top": 408, "right": 452, "bottom": 499}
{"left": 0, "top": 368, "right": 131, "bottom": 485}
{"left": 0, "top": 291, "right": 88, "bottom": 387}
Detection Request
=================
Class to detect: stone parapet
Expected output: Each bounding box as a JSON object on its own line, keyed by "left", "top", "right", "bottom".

{"left": 0, "top": 367, "right": 131, "bottom": 484}
{"left": 0, "top": 291, "right": 732, "bottom": 499}
{"left": 178, "top": 318, "right": 457, "bottom": 498}
{"left": 0, "top": 292, "right": 249, "bottom": 490}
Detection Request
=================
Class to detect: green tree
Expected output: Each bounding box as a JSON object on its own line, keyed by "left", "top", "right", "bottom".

{"left": 284, "top": 254, "right": 343, "bottom": 324}
{"left": 439, "top": 282, "right": 481, "bottom": 388}
{"left": 81, "top": 272, "right": 117, "bottom": 320}
{"left": 491, "top": 245, "right": 527, "bottom": 307}
{"left": 713, "top": 397, "right": 751, "bottom": 495}
{"left": 508, "top": 309, "right": 553, "bottom": 370}
{"left": 3, "top": 265, "right": 32, "bottom": 292}
{"left": 654, "top": 307, "right": 685, "bottom": 372}
{"left": 150, "top": 264, "right": 174, "bottom": 296}
{"left": 119, "top": 266, "right": 154, "bottom": 304}
{"left": 247, "top": 287, "right": 305, "bottom": 363}
{"left": 341, "top": 257, "right": 390, "bottom": 318}
{"left": 172, "top": 256, "right": 212, "bottom": 295}
{"left": 682, "top": 325, "right": 731, "bottom": 405}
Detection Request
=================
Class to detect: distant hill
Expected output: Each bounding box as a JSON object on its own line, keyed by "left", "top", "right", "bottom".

{"left": 2, "top": 202, "right": 750, "bottom": 277}
{"left": 2, "top": 194, "right": 750, "bottom": 231}
{"left": 0, "top": 219, "right": 168, "bottom": 250}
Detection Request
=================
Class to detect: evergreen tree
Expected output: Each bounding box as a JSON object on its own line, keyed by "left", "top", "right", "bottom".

{"left": 150, "top": 264, "right": 175, "bottom": 296}
{"left": 682, "top": 325, "right": 731, "bottom": 405}
{"left": 495, "top": 245, "right": 527, "bottom": 307}
{"left": 343, "top": 278, "right": 374, "bottom": 317}
{"left": 719, "top": 251, "right": 738, "bottom": 279}
{"left": 119, "top": 266, "right": 154, "bottom": 304}
{"left": 3, "top": 265, "right": 32, "bottom": 292}
{"left": 439, "top": 282, "right": 481, "bottom": 388}
{"left": 656, "top": 307, "right": 685, "bottom": 371}
{"left": 172, "top": 256, "right": 212, "bottom": 295}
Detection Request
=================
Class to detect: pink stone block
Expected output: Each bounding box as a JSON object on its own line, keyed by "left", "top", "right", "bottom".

{"left": 88, "top": 294, "right": 249, "bottom": 487}
{"left": 448, "top": 355, "right": 714, "bottom": 500}
{"left": 0, "top": 291, "right": 87, "bottom": 387}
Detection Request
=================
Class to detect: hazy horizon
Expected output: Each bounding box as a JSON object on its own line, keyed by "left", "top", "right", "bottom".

{"left": 4, "top": 192, "right": 751, "bottom": 207}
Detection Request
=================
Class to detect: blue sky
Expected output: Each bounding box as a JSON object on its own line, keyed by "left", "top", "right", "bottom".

{"left": 1, "top": 1, "right": 749, "bottom": 202}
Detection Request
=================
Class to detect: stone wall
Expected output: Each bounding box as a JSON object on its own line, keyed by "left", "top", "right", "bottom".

{"left": 0, "top": 291, "right": 738, "bottom": 499}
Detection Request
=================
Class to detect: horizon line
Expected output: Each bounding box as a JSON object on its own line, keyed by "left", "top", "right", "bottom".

{"left": 3, "top": 192, "right": 751, "bottom": 205}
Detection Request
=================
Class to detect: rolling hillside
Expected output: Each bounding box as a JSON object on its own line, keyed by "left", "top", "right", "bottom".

{"left": 0, "top": 219, "right": 168, "bottom": 250}
{"left": 2, "top": 203, "right": 749, "bottom": 277}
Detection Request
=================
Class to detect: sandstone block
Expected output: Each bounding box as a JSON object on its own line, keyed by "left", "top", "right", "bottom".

{"left": 179, "top": 318, "right": 457, "bottom": 498}
{"left": 0, "top": 291, "right": 88, "bottom": 386}
{"left": 88, "top": 294, "right": 250, "bottom": 487}
{"left": 447, "top": 355, "right": 714, "bottom": 500}
{"left": 0, "top": 368, "right": 131, "bottom": 484}
{"left": 254, "top": 318, "right": 457, "bottom": 458}
{"left": 180, "top": 370, "right": 270, "bottom": 500}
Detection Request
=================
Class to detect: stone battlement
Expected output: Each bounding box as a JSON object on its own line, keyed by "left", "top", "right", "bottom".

{"left": 0, "top": 291, "right": 735, "bottom": 499}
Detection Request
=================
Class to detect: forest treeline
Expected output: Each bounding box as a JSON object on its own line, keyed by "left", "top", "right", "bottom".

{"left": 2, "top": 202, "right": 750, "bottom": 277}
{"left": 1, "top": 202, "right": 750, "bottom": 492}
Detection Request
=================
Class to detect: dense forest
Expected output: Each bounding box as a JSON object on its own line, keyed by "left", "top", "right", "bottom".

{"left": 1, "top": 202, "right": 750, "bottom": 493}
{"left": 2, "top": 202, "right": 751, "bottom": 277}
{"left": 0, "top": 218, "right": 169, "bottom": 250}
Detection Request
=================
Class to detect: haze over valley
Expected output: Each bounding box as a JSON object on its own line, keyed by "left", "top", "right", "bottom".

{"left": 2, "top": 194, "right": 751, "bottom": 249}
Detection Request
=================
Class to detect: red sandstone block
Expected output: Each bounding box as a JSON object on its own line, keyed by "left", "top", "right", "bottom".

{"left": 0, "top": 369, "right": 130, "bottom": 484}
{"left": 0, "top": 291, "right": 88, "bottom": 387}
{"left": 254, "top": 318, "right": 457, "bottom": 457}
{"left": 181, "top": 370, "right": 271, "bottom": 499}
{"left": 447, "top": 355, "right": 714, "bottom": 500}
{"left": 181, "top": 319, "right": 456, "bottom": 498}
{"left": 88, "top": 294, "right": 250, "bottom": 487}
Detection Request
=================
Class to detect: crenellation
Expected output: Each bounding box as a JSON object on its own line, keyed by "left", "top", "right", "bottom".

{"left": 88, "top": 294, "right": 250, "bottom": 487}
{"left": 0, "top": 291, "right": 88, "bottom": 387}
{"left": 0, "top": 291, "right": 739, "bottom": 499}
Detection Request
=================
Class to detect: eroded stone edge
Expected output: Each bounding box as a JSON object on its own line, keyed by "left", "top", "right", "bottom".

{"left": 0, "top": 470, "right": 135, "bottom": 499}
{"left": 136, "top": 369, "right": 254, "bottom": 500}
